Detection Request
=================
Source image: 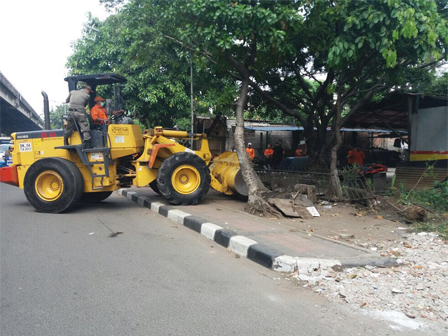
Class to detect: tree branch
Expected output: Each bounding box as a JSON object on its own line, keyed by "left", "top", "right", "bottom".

{"left": 341, "top": 83, "right": 388, "bottom": 104}
{"left": 162, "top": 34, "right": 219, "bottom": 66}
{"left": 341, "top": 83, "right": 386, "bottom": 125}
{"left": 248, "top": 78, "right": 307, "bottom": 126}
{"left": 290, "top": 60, "right": 314, "bottom": 100}
{"left": 418, "top": 56, "right": 446, "bottom": 69}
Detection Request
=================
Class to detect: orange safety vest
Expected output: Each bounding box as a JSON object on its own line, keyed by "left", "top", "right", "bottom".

{"left": 246, "top": 147, "right": 255, "bottom": 160}
{"left": 91, "top": 104, "right": 109, "bottom": 125}
{"left": 264, "top": 148, "right": 273, "bottom": 158}
{"left": 355, "top": 150, "right": 365, "bottom": 165}
{"left": 347, "top": 150, "right": 356, "bottom": 164}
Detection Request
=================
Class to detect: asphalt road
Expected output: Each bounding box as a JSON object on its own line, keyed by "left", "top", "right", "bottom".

{"left": 0, "top": 184, "right": 443, "bottom": 336}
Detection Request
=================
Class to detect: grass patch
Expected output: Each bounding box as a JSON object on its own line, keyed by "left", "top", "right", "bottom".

{"left": 385, "top": 179, "right": 448, "bottom": 239}
{"left": 411, "top": 219, "right": 448, "bottom": 240}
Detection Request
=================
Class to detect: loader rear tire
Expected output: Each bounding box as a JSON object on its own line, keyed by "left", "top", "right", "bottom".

{"left": 80, "top": 191, "right": 112, "bottom": 203}
{"left": 157, "top": 152, "right": 210, "bottom": 205}
{"left": 24, "top": 158, "right": 84, "bottom": 213}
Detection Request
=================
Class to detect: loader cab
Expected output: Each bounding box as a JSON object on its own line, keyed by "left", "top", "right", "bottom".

{"left": 64, "top": 73, "right": 127, "bottom": 110}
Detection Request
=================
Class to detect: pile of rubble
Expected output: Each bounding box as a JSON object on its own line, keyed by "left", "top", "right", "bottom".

{"left": 290, "top": 232, "right": 448, "bottom": 323}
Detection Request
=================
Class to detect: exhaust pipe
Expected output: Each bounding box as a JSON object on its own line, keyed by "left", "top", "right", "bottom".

{"left": 41, "top": 91, "right": 50, "bottom": 130}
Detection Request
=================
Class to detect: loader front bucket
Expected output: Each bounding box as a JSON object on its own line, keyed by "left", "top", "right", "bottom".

{"left": 210, "top": 152, "right": 247, "bottom": 196}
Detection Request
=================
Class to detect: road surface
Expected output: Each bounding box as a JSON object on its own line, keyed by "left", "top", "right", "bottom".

{"left": 0, "top": 184, "right": 443, "bottom": 335}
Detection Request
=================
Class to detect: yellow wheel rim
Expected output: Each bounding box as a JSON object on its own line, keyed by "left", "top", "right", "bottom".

{"left": 171, "top": 165, "right": 200, "bottom": 195}
{"left": 35, "top": 170, "right": 64, "bottom": 201}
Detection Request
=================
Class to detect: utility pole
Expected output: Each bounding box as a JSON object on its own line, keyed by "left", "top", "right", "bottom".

{"left": 190, "top": 51, "right": 194, "bottom": 149}
{"left": 190, "top": 51, "right": 194, "bottom": 135}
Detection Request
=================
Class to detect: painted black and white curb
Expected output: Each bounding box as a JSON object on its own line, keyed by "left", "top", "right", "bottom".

{"left": 118, "top": 189, "right": 343, "bottom": 272}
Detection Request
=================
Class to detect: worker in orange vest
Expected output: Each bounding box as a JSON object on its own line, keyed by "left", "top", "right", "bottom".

{"left": 347, "top": 146, "right": 357, "bottom": 166}
{"left": 246, "top": 142, "right": 255, "bottom": 161}
{"left": 355, "top": 148, "right": 365, "bottom": 166}
{"left": 264, "top": 144, "right": 273, "bottom": 167}
{"left": 347, "top": 147, "right": 365, "bottom": 166}
{"left": 90, "top": 96, "right": 110, "bottom": 127}
{"left": 264, "top": 144, "right": 273, "bottom": 159}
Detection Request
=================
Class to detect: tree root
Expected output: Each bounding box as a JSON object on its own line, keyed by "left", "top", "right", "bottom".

{"left": 244, "top": 194, "right": 283, "bottom": 219}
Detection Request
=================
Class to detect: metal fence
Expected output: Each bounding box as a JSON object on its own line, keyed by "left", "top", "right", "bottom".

{"left": 255, "top": 168, "right": 331, "bottom": 196}
{"left": 255, "top": 168, "right": 376, "bottom": 201}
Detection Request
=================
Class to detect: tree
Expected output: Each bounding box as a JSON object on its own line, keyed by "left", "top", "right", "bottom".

{"left": 67, "top": 12, "right": 240, "bottom": 130}
{"left": 150, "top": 0, "right": 447, "bottom": 200}
{"left": 50, "top": 104, "right": 67, "bottom": 130}
{"left": 135, "top": 0, "right": 302, "bottom": 215}
{"left": 94, "top": 0, "right": 447, "bottom": 213}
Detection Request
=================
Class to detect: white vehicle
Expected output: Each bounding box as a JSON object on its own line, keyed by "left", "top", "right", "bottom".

{"left": 0, "top": 143, "right": 12, "bottom": 166}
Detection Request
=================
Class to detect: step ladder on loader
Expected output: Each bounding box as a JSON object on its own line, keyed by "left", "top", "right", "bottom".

{"left": 55, "top": 118, "right": 112, "bottom": 190}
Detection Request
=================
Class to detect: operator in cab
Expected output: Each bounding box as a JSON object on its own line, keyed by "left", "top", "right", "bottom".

{"left": 90, "top": 96, "right": 110, "bottom": 128}
{"left": 65, "top": 85, "right": 92, "bottom": 147}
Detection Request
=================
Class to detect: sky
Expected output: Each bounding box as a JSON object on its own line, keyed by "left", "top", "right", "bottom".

{"left": 0, "top": 0, "right": 110, "bottom": 119}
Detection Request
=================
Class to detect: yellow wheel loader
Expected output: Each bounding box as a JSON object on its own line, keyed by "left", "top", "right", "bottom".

{"left": 0, "top": 74, "right": 219, "bottom": 213}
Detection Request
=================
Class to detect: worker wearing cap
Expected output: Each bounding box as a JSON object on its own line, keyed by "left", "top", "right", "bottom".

{"left": 90, "top": 96, "right": 109, "bottom": 127}
{"left": 65, "top": 85, "right": 92, "bottom": 147}
{"left": 246, "top": 142, "right": 255, "bottom": 161}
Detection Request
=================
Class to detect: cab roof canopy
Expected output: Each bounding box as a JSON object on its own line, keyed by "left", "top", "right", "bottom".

{"left": 64, "top": 73, "right": 127, "bottom": 92}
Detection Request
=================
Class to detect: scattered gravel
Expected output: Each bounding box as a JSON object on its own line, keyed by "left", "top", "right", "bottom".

{"left": 291, "top": 232, "right": 448, "bottom": 323}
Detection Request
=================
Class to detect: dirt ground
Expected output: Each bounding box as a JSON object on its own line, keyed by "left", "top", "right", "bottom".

{"left": 210, "top": 190, "right": 410, "bottom": 246}
{"left": 283, "top": 201, "right": 408, "bottom": 245}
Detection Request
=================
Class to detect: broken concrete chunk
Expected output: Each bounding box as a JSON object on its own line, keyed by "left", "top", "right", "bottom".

{"left": 268, "top": 198, "right": 312, "bottom": 218}
{"left": 293, "top": 194, "right": 315, "bottom": 207}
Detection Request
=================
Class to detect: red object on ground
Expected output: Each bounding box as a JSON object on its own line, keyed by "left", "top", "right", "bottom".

{"left": 359, "top": 164, "right": 388, "bottom": 175}
{"left": 0, "top": 166, "right": 19, "bottom": 186}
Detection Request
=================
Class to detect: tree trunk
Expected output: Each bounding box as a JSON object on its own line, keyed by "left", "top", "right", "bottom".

{"left": 306, "top": 121, "right": 332, "bottom": 172}
{"left": 328, "top": 91, "right": 343, "bottom": 199}
{"left": 234, "top": 78, "right": 281, "bottom": 217}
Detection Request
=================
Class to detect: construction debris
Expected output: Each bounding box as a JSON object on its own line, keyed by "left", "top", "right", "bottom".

{"left": 291, "top": 232, "right": 448, "bottom": 323}
{"left": 267, "top": 184, "right": 319, "bottom": 218}
{"left": 268, "top": 198, "right": 312, "bottom": 218}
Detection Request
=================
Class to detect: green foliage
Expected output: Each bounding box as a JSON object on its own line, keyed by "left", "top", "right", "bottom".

{"left": 407, "top": 180, "right": 448, "bottom": 213}
{"left": 339, "top": 165, "right": 360, "bottom": 198}
{"left": 403, "top": 179, "right": 448, "bottom": 239}
{"left": 419, "top": 72, "right": 448, "bottom": 97}
{"left": 68, "top": 0, "right": 447, "bottom": 170}
{"left": 49, "top": 104, "right": 67, "bottom": 130}
{"left": 66, "top": 10, "right": 239, "bottom": 129}
{"left": 331, "top": 0, "right": 447, "bottom": 68}
{"left": 411, "top": 219, "right": 448, "bottom": 240}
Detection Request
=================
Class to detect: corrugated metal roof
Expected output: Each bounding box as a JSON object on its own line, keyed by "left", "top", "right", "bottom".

{"left": 244, "top": 125, "right": 405, "bottom": 133}
{"left": 245, "top": 126, "right": 300, "bottom": 131}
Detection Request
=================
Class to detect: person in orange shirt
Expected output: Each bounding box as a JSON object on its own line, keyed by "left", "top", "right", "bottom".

{"left": 355, "top": 148, "right": 365, "bottom": 166}
{"left": 295, "top": 141, "right": 307, "bottom": 157}
{"left": 264, "top": 144, "right": 273, "bottom": 159}
{"left": 295, "top": 145, "right": 303, "bottom": 157}
{"left": 90, "top": 96, "right": 110, "bottom": 128}
{"left": 264, "top": 144, "right": 273, "bottom": 167}
{"left": 347, "top": 146, "right": 356, "bottom": 167}
{"left": 347, "top": 146, "right": 357, "bottom": 166}
{"left": 246, "top": 142, "right": 255, "bottom": 161}
{"left": 347, "top": 147, "right": 365, "bottom": 166}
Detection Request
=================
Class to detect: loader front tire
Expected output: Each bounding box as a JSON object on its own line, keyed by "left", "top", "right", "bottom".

{"left": 149, "top": 180, "right": 161, "bottom": 195}
{"left": 24, "top": 158, "right": 84, "bottom": 213}
{"left": 157, "top": 152, "right": 210, "bottom": 205}
{"left": 80, "top": 191, "right": 112, "bottom": 203}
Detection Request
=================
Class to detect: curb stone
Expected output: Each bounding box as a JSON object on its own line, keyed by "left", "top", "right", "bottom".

{"left": 117, "top": 189, "right": 393, "bottom": 272}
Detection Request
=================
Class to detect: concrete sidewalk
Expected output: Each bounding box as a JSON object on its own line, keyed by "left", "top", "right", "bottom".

{"left": 118, "top": 188, "right": 395, "bottom": 272}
